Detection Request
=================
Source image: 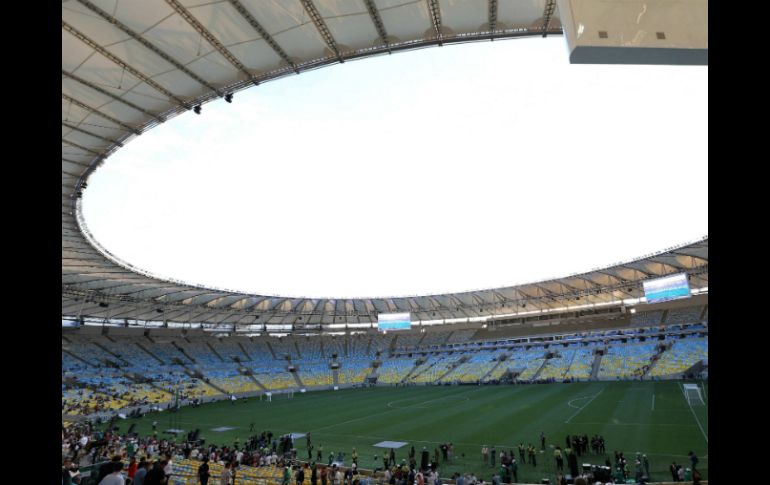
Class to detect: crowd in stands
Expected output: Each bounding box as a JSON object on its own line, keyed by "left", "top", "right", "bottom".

{"left": 63, "top": 321, "right": 707, "bottom": 418}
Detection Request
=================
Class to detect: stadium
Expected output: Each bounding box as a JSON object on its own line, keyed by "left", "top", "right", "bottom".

{"left": 62, "top": 1, "right": 708, "bottom": 485}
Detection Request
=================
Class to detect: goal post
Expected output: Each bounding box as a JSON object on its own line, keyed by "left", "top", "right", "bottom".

{"left": 682, "top": 383, "right": 705, "bottom": 406}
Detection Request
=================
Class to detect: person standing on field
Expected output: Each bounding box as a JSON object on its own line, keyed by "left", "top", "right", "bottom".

{"left": 554, "top": 446, "right": 563, "bottom": 471}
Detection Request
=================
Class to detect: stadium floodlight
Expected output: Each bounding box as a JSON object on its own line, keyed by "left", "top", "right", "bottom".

{"left": 225, "top": 93, "right": 233, "bottom": 103}
{"left": 193, "top": 105, "right": 201, "bottom": 114}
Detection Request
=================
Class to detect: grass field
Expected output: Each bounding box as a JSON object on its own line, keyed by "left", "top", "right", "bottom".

{"left": 115, "top": 381, "right": 708, "bottom": 483}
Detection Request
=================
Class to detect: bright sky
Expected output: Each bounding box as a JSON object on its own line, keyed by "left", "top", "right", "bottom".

{"left": 82, "top": 36, "right": 708, "bottom": 299}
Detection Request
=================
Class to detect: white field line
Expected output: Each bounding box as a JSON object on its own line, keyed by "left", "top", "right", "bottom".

{"left": 565, "top": 388, "right": 603, "bottom": 424}
{"left": 566, "top": 395, "right": 594, "bottom": 409}
{"left": 652, "top": 393, "right": 655, "bottom": 411}
{"left": 571, "top": 421, "right": 696, "bottom": 427}
{"left": 309, "top": 388, "right": 483, "bottom": 433}
{"left": 679, "top": 382, "right": 708, "bottom": 443}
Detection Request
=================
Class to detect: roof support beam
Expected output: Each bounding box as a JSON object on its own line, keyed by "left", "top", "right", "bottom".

{"left": 291, "top": 299, "right": 307, "bottom": 313}
{"left": 75, "top": 0, "right": 224, "bottom": 97}
{"left": 184, "top": 310, "right": 216, "bottom": 323}
{"left": 62, "top": 157, "right": 92, "bottom": 168}
{"left": 362, "top": 0, "right": 390, "bottom": 48}
{"left": 107, "top": 305, "right": 152, "bottom": 320}
{"left": 299, "top": 0, "right": 343, "bottom": 61}
{"left": 164, "top": 0, "right": 259, "bottom": 86}
{"left": 62, "top": 169, "right": 83, "bottom": 178}
{"left": 226, "top": 0, "right": 299, "bottom": 73}
{"left": 488, "top": 0, "right": 498, "bottom": 33}
{"left": 426, "top": 0, "right": 443, "bottom": 44}
{"left": 540, "top": 0, "right": 557, "bottom": 37}
{"left": 62, "top": 121, "right": 123, "bottom": 147}
{"left": 571, "top": 275, "right": 603, "bottom": 291}
{"left": 62, "top": 139, "right": 101, "bottom": 156}
{"left": 312, "top": 299, "right": 325, "bottom": 315}
{"left": 619, "top": 265, "right": 654, "bottom": 278}
{"left": 62, "top": 94, "right": 141, "bottom": 136}
{"left": 62, "top": 69, "right": 164, "bottom": 124}
{"left": 668, "top": 250, "right": 708, "bottom": 263}
{"left": 233, "top": 313, "right": 255, "bottom": 325}
{"left": 591, "top": 270, "right": 628, "bottom": 285}
{"left": 62, "top": 21, "right": 191, "bottom": 109}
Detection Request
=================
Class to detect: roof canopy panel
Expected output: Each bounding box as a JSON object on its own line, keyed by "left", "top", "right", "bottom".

{"left": 62, "top": 0, "right": 705, "bottom": 328}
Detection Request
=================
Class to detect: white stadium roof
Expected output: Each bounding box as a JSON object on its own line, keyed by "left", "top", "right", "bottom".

{"left": 62, "top": 0, "right": 707, "bottom": 328}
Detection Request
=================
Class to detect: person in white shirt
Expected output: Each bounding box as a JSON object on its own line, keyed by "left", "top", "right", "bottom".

{"left": 98, "top": 462, "right": 125, "bottom": 485}
{"left": 163, "top": 454, "right": 174, "bottom": 478}
{"left": 221, "top": 462, "right": 234, "bottom": 485}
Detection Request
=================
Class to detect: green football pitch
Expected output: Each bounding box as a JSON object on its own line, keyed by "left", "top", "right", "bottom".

{"left": 116, "top": 380, "right": 708, "bottom": 483}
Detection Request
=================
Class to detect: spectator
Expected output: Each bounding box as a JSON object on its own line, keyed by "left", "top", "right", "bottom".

{"left": 688, "top": 451, "right": 699, "bottom": 471}
{"left": 197, "top": 457, "right": 210, "bottom": 485}
{"left": 133, "top": 460, "right": 150, "bottom": 485}
{"left": 144, "top": 461, "right": 166, "bottom": 485}
{"left": 669, "top": 462, "right": 678, "bottom": 482}
{"left": 221, "top": 462, "right": 233, "bottom": 485}
{"left": 98, "top": 456, "right": 123, "bottom": 483}
{"left": 62, "top": 458, "right": 81, "bottom": 485}
{"left": 127, "top": 457, "right": 138, "bottom": 483}
{"left": 98, "top": 462, "right": 125, "bottom": 485}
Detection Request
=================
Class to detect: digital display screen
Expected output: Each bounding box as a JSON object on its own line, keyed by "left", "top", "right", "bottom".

{"left": 377, "top": 312, "right": 412, "bottom": 332}
{"left": 643, "top": 273, "right": 691, "bottom": 303}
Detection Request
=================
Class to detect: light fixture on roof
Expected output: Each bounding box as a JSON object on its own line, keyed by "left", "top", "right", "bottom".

{"left": 225, "top": 93, "right": 233, "bottom": 103}
{"left": 193, "top": 105, "right": 202, "bottom": 115}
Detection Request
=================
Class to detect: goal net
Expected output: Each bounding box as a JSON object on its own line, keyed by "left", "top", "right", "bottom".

{"left": 682, "top": 383, "right": 705, "bottom": 406}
